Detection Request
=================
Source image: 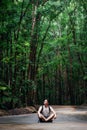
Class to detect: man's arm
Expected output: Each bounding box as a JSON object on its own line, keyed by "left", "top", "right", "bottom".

{"left": 37, "top": 106, "right": 42, "bottom": 117}
{"left": 50, "top": 106, "right": 57, "bottom": 118}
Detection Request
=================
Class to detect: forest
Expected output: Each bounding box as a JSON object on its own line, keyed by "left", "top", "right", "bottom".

{"left": 0, "top": 0, "right": 87, "bottom": 109}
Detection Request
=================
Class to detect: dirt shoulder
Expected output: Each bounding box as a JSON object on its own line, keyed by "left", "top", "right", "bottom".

{"left": 0, "top": 105, "right": 87, "bottom": 116}
{"left": 0, "top": 106, "right": 37, "bottom": 116}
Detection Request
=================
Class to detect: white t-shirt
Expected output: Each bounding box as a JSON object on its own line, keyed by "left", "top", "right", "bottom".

{"left": 40, "top": 105, "right": 53, "bottom": 117}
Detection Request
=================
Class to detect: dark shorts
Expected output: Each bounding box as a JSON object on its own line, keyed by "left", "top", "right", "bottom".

{"left": 39, "top": 116, "right": 52, "bottom": 123}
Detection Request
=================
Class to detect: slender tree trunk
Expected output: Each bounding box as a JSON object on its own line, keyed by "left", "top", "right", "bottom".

{"left": 42, "top": 74, "right": 46, "bottom": 100}
{"left": 27, "top": 3, "right": 39, "bottom": 105}
{"left": 67, "top": 45, "right": 75, "bottom": 105}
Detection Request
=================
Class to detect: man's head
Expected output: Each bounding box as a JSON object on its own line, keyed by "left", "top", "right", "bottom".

{"left": 44, "top": 99, "right": 49, "bottom": 106}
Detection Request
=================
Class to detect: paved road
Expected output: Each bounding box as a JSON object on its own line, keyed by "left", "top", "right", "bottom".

{"left": 0, "top": 106, "right": 87, "bottom": 130}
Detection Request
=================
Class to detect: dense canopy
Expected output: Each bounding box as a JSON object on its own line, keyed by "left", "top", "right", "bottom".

{"left": 0, "top": 0, "right": 87, "bottom": 109}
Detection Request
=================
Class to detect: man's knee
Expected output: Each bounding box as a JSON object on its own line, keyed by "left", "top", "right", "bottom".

{"left": 39, "top": 115, "right": 42, "bottom": 118}
{"left": 51, "top": 113, "right": 55, "bottom": 117}
{"left": 38, "top": 114, "right": 43, "bottom": 119}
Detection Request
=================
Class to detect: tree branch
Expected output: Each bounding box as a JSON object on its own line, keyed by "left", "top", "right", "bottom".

{"left": 36, "top": 18, "right": 51, "bottom": 71}
{"left": 16, "top": 0, "right": 30, "bottom": 40}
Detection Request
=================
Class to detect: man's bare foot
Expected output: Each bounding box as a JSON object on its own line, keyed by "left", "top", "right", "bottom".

{"left": 45, "top": 118, "right": 49, "bottom": 122}
{"left": 44, "top": 118, "right": 47, "bottom": 122}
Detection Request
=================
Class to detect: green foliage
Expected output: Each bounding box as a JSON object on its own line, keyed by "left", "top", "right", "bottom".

{"left": 0, "top": 86, "right": 7, "bottom": 91}
{"left": 0, "top": 0, "right": 87, "bottom": 108}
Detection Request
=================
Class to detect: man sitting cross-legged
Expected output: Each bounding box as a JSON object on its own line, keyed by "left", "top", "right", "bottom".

{"left": 38, "top": 99, "right": 56, "bottom": 122}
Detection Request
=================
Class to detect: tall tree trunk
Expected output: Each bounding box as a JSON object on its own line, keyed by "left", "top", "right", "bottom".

{"left": 67, "top": 45, "right": 75, "bottom": 105}
{"left": 42, "top": 74, "right": 46, "bottom": 100}
{"left": 58, "top": 65, "right": 62, "bottom": 105}
{"left": 27, "top": 2, "right": 39, "bottom": 105}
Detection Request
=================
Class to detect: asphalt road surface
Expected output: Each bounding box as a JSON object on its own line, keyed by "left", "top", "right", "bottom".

{"left": 0, "top": 106, "right": 87, "bottom": 130}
